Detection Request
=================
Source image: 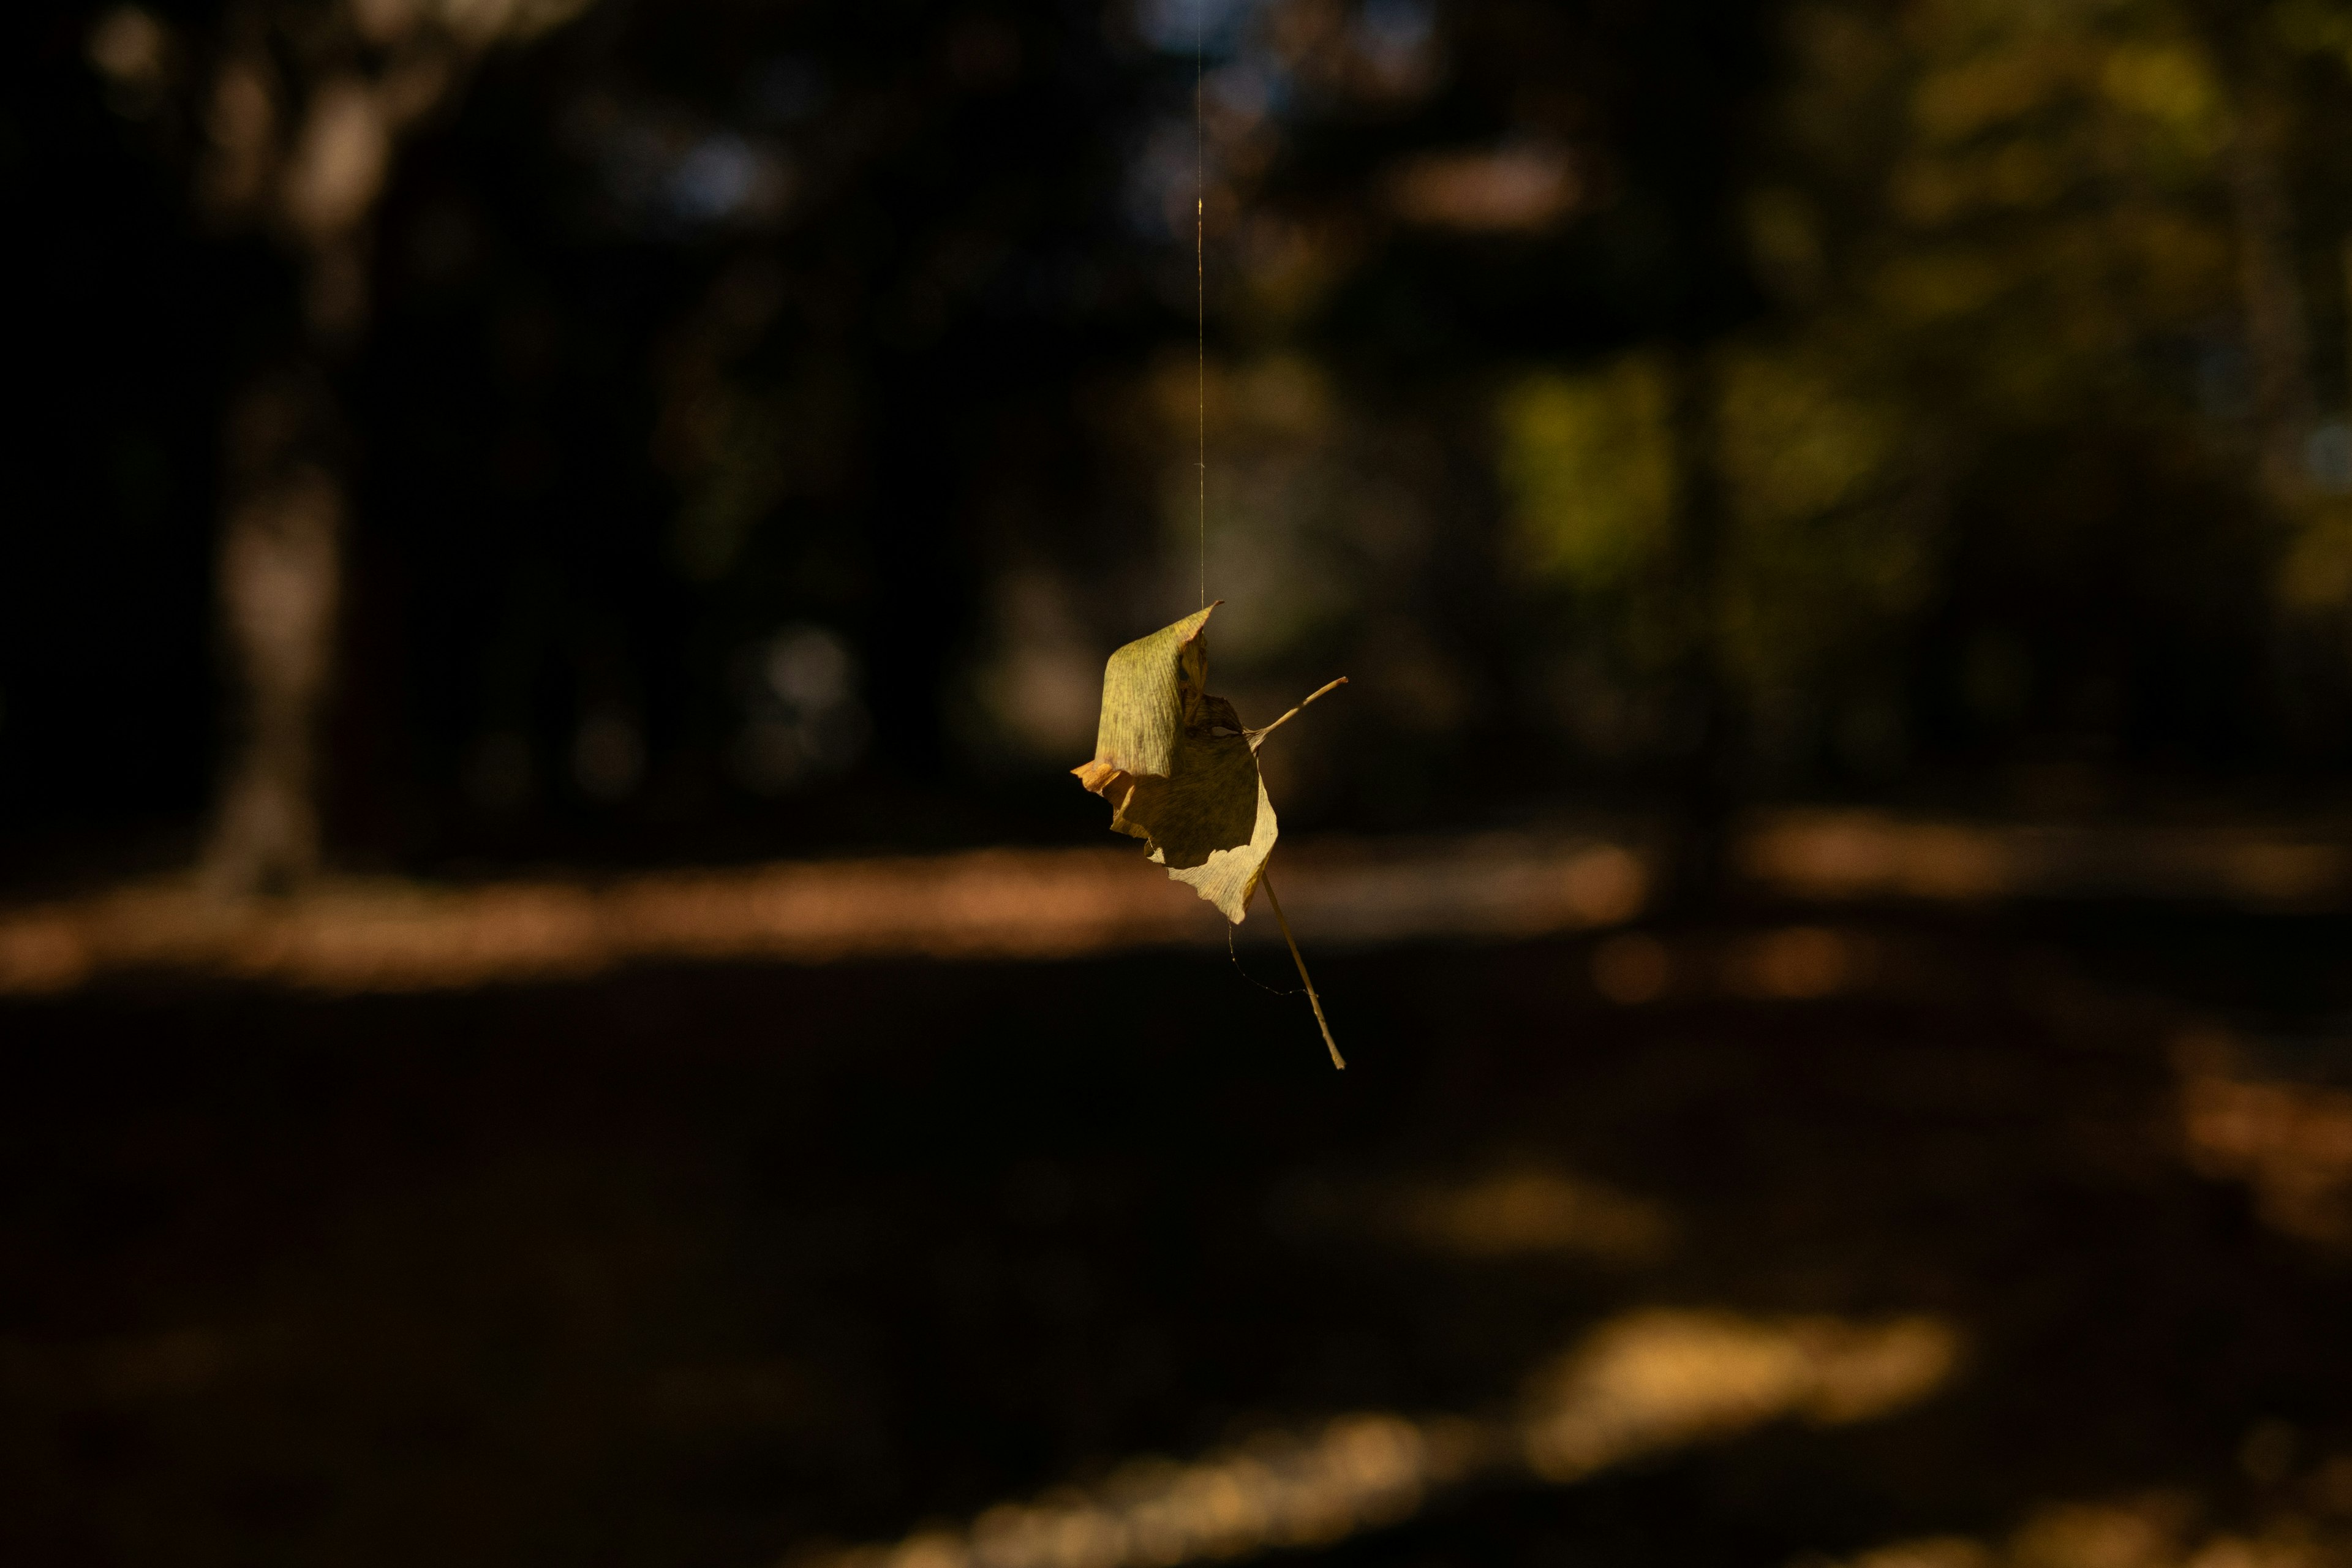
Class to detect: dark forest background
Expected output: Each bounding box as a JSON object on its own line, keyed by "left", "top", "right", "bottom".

{"left": 10, "top": 0, "right": 2352, "bottom": 890}
{"left": 19, "top": 10, "right": 2352, "bottom": 1567}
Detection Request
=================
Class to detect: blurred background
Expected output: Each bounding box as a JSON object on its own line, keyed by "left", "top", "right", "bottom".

{"left": 12, "top": 0, "right": 2352, "bottom": 1563}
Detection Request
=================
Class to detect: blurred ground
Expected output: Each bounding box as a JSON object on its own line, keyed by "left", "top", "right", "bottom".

{"left": 7, "top": 864, "right": 2352, "bottom": 1568}
{"left": 9, "top": 810, "right": 2352, "bottom": 997}
{"left": 0, "top": 834, "right": 1646, "bottom": 995}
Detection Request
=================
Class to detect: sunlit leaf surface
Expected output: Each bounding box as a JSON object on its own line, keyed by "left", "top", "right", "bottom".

{"left": 1073, "top": 605, "right": 1277, "bottom": 925}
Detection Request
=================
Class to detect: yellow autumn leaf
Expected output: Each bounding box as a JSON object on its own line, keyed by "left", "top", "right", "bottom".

{"left": 1071, "top": 602, "right": 1276, "bottom": 924}
{"left": 1073, "top": 605, "right": 1349, "bottom": 1069}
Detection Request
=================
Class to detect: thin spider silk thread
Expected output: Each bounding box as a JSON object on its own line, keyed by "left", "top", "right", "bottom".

{"left": 1189, "top": 10, "right": 1325, "bottom": 1043}
{"left": 1200, "top": 15, "right": 1261, "bottom": 1000}
{"left": 1195, "top": 0, "right": 1207, "bottom": 609}
{"left": 1228, "top": 922, "right": 1302, "bottom": 997}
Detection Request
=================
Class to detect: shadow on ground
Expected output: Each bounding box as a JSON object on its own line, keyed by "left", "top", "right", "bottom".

{"left": 5, "top": 907, "right": 2351, "bottom": 1567}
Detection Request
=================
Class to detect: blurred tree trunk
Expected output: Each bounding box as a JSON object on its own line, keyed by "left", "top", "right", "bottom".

{"left": 179, "top": 0, "right": 582, "bottom": 892}
{"left": 195, "top": 9, "right": 375, "bottom": 891}
{"left": 206, "top": 369, "right": 345, "bottom": 892}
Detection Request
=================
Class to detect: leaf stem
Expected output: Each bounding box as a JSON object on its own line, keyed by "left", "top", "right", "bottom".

{"left": 1262, "top": 874, "right": 1343, "bottom": 1070}
{"left": 1248, "top": 676, "right": 1348, "bottom": 751}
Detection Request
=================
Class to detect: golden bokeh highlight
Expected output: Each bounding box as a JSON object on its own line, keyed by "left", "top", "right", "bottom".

{"left": 806, "top": 1308, "right": 1958, "bottom": 1568}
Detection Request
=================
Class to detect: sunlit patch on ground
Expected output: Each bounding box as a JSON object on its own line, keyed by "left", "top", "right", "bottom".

{"left": 2176, "top": 1028, "right": 2352, "bottom": 1247}
{"left": 0, "top": 835, "right": 1646, "bottom": 996}
{"left": 1813, "top": 1485, "right": 2352, "bottom": 1568}
{"left": 812, "top": 1310, "right": 1958, "bottom": 1568}
{"left": 1266, "top": 1163, "right": 1675, "bottom": 1265}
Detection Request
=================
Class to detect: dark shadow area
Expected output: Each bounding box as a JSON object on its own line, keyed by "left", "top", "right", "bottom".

{"left": 5, "top": 911, "right": 2350, "bottom": 1566}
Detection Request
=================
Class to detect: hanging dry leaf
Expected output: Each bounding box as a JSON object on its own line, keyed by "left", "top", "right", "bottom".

{"left": 1072, "top": 603, "right": 1276, "bottom": 924}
